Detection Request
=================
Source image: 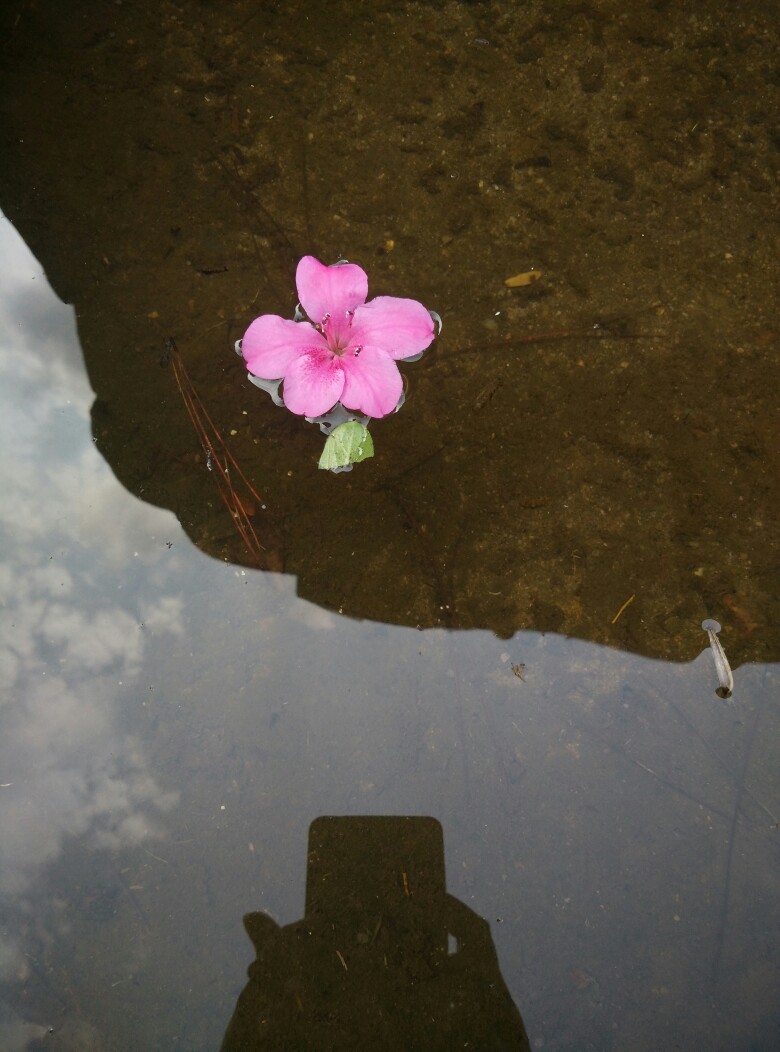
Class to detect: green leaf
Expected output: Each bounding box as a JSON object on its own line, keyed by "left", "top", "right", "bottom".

{"left": 318, "top": 421, "right": 374, "bottom": 471}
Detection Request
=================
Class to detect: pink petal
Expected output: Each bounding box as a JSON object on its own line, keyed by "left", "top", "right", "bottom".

{"left": 296, "top": 256, "right": 368, "bottom": 326}
{"left": 242, "top": 315, "right": 327, "bottom": 379}
{"left": 282, "top": 347, "right": 345, "bottom": 417}
{"left": 349, "top": 296, "right": 435, "bottom": 361}
{"left": 340, "top": 346, "right": 403, "bottom": 418}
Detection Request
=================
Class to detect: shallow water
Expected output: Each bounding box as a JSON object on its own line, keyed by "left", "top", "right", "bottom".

{"left": 1, "top": 214, "right": 778, "bottom": 1049}
{"left": 1, "top": 1, "right": 779, "bottom": 1049}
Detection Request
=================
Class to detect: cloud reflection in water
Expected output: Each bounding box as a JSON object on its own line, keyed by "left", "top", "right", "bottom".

{"left": 0, "top": 217, "right": 181, "bottom": 981}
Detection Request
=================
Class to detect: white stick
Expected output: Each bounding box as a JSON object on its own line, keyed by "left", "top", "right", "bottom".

{"left": 702, "top": 619, "right": 734, "bottom": 696}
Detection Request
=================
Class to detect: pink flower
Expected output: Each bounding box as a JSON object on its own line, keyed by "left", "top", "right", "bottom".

{"left": 241, "top": 256, "right": 436, "bottom": 418}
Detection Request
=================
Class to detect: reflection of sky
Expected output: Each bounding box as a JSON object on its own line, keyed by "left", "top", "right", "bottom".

{"left": 1, "top": 212, "right": 778, "bottom": 1051}
{"left": 0, "top": 216, "right": 181, "bottom": 903}
{"left": 0, "top": 216, "right": 188, "bottom": 1052}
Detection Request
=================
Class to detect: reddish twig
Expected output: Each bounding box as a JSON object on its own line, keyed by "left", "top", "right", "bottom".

{"left": 165, "top": 336, "right": 267, "bottom": 565}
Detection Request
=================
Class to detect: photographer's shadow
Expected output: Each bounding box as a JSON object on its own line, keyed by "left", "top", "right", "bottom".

{"left": 222, "top": 816, "right": 530, "bottom": 1051}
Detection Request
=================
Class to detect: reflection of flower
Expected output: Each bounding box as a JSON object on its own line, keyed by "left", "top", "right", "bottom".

{"left": 241, "top": 256, "right": 436, "bottom": 418}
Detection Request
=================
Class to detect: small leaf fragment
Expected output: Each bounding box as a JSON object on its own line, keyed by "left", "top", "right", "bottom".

{"left": 504, "top": 270, "right": 542, "bottom": 288}
{"left": 318, "top": 421, "right": 374, "bottom": 471}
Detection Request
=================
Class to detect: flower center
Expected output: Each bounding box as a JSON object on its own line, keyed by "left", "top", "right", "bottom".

{"left": 318, "top": 310, "right": 355, "bottom": 357}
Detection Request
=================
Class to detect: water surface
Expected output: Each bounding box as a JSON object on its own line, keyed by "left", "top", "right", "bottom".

{"left": 1, "top": 1, "right": 779, "bottom": 1048}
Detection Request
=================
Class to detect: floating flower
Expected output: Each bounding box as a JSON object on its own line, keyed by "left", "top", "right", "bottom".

{"left": 240, "top": 256, "right": 437, "bottom": 419}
